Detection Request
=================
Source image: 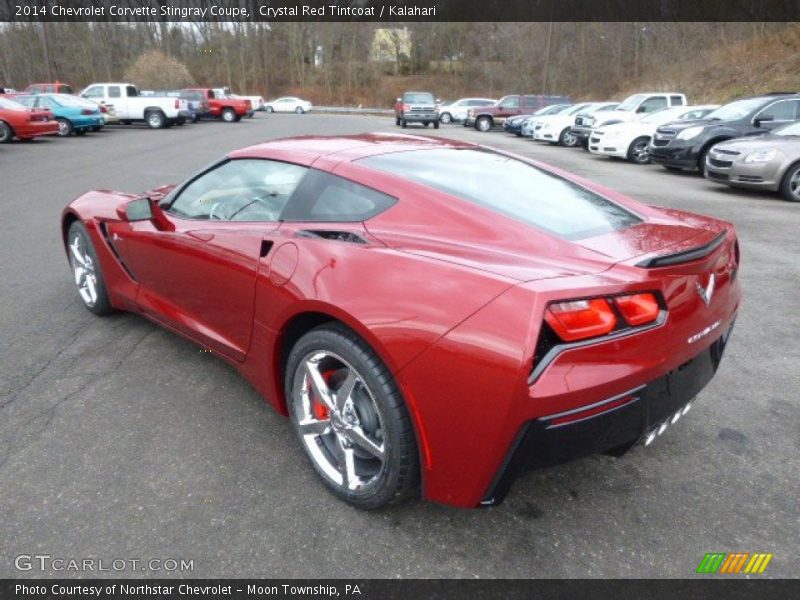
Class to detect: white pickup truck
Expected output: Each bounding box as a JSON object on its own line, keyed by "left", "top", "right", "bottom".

{"left": 588, "top": 92, "right": 688, "bottom": 129}
{"left": 79, "top": 83, "right": 190, "bottom": 128}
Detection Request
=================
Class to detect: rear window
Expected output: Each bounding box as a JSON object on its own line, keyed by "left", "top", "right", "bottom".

{"left": 403, "top": 92, "right": 434, "bottom": 104}
{"left": 360, "top": 149, "right": 641, "bottom": 240}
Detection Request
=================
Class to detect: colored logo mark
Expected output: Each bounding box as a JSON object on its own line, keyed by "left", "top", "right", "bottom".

{"left": 696, "top": 552, "right": 773, "bottom": 574}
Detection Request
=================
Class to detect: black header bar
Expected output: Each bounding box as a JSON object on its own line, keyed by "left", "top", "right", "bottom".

{"left": 2, "top": 0, "right": 800, "bottom": 22}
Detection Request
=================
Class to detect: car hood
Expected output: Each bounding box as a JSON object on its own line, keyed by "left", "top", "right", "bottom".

{"left": 713, "top": 134, "right": 800, "bottom": 153}
{"left": 657, "top": 118, "right": 715, "bottom": 132}
{"left": 366, "top": 204, "right": 724, "bottom": 283}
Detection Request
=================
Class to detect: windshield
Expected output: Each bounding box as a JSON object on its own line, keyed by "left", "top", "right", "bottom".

{"left": 639, "top": 108, "right": 684, "bottom": 124}
{"left": 616, "top": 94, "right": 646, "bottom": 111}
{"left": 403, "top": 93, "right": 434, "bottom": 104}
{"left": 53, "top": 94, "right": 86, "bottom": 107}
{"left": 0, "top": 97, "right": 27, "bottom": 111}
{"left": 361, "top": 148, "right": 640, "bottom": 240}
{"left": 535, "top": 104, "right": 566, "bottom": 115}
{"left": 567, "top": 103, "right": 593, "bottom": 115}
{"left": 774, "top": 122, "right": 800, "bottom": 136}
{"left": 705, "top": 98, "right": 767, "bottom": 121}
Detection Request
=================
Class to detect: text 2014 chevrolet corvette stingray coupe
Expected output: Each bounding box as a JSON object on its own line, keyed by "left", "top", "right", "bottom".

{"left": 61, "top": 134, "right": 740, "bottom": 509}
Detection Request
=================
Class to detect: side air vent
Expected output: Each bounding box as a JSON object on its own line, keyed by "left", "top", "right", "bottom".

{"left": 296, "top": 230, "right": 368, "bottom": 244}
{"left": 636, "top": 232, "right": 727, "bottom": 268}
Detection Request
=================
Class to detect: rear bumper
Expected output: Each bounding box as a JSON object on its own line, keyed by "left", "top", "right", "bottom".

{"left": 481, "top": 325, "right": 734, "bottom": 506}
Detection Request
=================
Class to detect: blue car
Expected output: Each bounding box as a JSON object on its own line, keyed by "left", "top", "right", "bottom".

{"left": 15, "top": 93, "right": 104, "bottom": 136}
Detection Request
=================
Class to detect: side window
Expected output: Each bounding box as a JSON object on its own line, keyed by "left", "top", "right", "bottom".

{"left": 126, "top": 86, "right": 138, "bottom": 97}
{"left": 500, "top": 96, "right": 520, "bottom": 109}
{"left": 82, "top": 86, "right": 103, "bottom": 99}
{"left": 638, "top": 97, "right": 668, "bottom": 113}
{"left": 38, "top": 97, "right": 53, "bottom": 109}
{"left": 757, "top": 100, "right": 800, "bottom": 122}
{"left": 29, "top": 85, "right": 41, "bottom": 94}
{"left": 108, "top": 86, "right": 121, "bottom": 99}
{"left": 44, "top": 85, "right": 54, "bottom": 93}
{"left": 670, "top": 95, "right": 685, "bottom": 106}
{"left": 208, "top": 90, "right": 215, "bottom": 99}
{"left": 168, "top": 159, "right": 307, "bottom": 222}
{"left": 282, "top": 170, "right": 397, "bottom": 222}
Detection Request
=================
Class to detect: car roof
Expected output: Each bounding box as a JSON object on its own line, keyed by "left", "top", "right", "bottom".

{"left": 228, "top": 133, "right": 477, "bottom": 165}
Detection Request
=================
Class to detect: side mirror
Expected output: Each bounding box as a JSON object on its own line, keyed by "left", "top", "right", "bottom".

{"left": 123, "top": 197, "right": 153, "bottom": 221}
{"left": 754, "top": 116, "right": 773, "bottom": 128}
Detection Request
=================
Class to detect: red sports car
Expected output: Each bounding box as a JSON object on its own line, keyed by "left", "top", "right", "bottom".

{"left": 61, "top": 134, "right": 740, "bottom": 509}
{"left": 0, "top": 96, "right": 59, "bottom": 142}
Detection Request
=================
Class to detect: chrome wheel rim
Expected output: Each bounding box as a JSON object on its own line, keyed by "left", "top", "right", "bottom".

{"left": 57, "top": 120, "right": 70, "bottom": 136}
{"left": 632, "top": 140, "right": 650, "bottom": 163}
{"left": 563, "top": 131, "right": 577, "bottom": 146}
{"left": 477, "top": 119, "right": 490, "bottom": 131}
{"left": 223, "top": 111, "right": 235, "bottom": 122}
{"left": 148, "top": 113, "right": 161, "bottom": 128}
{"left": 292, "top": 351, "right": 386, "bottom": 492}
{"left": 70, "top": 234, "right": 98, "bottom": 307}
{"left": 440, "top": 113, "right": 451, "bottom": 124}
{"left": 790, "top": 169, "right": 800, "bottom": 200}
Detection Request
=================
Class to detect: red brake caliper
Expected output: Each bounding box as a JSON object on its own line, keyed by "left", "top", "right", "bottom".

{"left": 312, "top": 370, "right": 334, "bottom": 420}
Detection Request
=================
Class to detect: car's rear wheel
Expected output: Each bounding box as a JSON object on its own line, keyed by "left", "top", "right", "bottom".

{"left": 295, "top": 106, "right": 304, "bottom": 114}
{"left": 439, "top": 112, "right": 452, "bottom": 124}
{"left": 559, "top": 128, "right": 579, "bottom": 147}
{"left": 780, "top": 162, "right": 800, "bottom": 202}
{"left": 56, "top": 118, "right": 73, "bottom": 137}
{"left": 0, "top": 121, "right": 14, "bottom": 143}
{"left": 433, "top": 121, "right": 440, "bottom": 130}
{"left": 145, "top": 111, "right": 166, "bottom": 129}
{"left": 265, "top": 106, "right": 274, "bottom": 113}
{"left": 627, "top": 136, "right": 651, "bottom": 164}
{"left": 66, "top": 221, "right": 114, "bottom": 316}
{"left": 286, "top": 323, "right": 419, "bottom": 509}
{"left": 475, "top": 116, "right": 492, "bottom": 132}
{"left": 222, "top": 108, "right": 236, "bottom": 123}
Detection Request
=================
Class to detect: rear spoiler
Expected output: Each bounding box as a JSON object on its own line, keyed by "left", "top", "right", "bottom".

{"left": 636, "top": 231, "right": 727, "bottom": 268}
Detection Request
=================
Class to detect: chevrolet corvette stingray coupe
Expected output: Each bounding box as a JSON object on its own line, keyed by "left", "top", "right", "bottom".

{"left": 61, "top": 134, "right": 741, "bottom": 509}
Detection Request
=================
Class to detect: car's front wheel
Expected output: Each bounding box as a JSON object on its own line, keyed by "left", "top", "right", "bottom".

{"left": 295, "top": 106, "right": 304, "bottom": 114}
{"left": 56, "top": 118, "right": 73, "bottom": 137}
{"left": 439, "top": 112, "right": 452, "bottom": 124}
{"left": 286, "top": 323, "right": 419, "bottom": 509}
{"left": 145, "top": 111, "right": 166, "bottom": 129}
{"left": 475, "top": 116, "right": 492, "bottom": 132}
{"left": 559, "top": 128, "right": 579, "bottom": 147}
{"left": 780, "top": 162, "right": 800, "bottom": 202}
{"left": 265, "top": 106, "right": 274, "bottom": 113}
{"left": 222, "top": 108, "right": 237, "bottom": 123}
{"left": 67, "top": 221, "right": 114, "bottom": 316}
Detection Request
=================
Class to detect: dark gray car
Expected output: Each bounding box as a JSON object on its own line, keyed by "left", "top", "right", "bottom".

{"left": 705, "top": 121, "right": 800, "bottom": 202}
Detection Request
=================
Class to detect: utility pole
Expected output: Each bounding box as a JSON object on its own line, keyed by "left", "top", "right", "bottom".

{"left": 542, "top": 21, "right": 553, "bottom": 95}
{"left": 41, "top": 22, "right": 53, "bottom": 81}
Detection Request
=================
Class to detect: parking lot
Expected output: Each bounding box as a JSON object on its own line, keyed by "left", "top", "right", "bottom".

{"left": 1, "top": 114, "right": 798, "bottom": 578}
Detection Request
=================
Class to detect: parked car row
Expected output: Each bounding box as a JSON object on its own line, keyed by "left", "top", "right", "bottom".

{"left": 0, "top": 80, "right": 313, "bottom": 143}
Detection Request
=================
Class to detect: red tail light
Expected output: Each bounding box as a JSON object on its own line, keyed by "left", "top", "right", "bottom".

{"left": 545, "top": 299, "right": 617, "bottom": 342}
{"left": 99, "top": 105, "right": 108, "bottom": 113}
{"left": 613, "top": 293, "right": 659, "bottom": 326}
{"left": 80, "top": 108, "right": 94, "bottom": 115}
{"left": 174, "top": 99, "right": 180, "bottom": 109}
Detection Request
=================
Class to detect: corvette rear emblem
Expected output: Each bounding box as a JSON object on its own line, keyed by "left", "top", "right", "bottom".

{"left": 696, "top": 273, "right": 715, "bottom": 306}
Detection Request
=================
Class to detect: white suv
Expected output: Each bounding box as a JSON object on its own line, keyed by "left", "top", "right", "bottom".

{"left": 438, "top": 98, "right": 496, "bottom": 124}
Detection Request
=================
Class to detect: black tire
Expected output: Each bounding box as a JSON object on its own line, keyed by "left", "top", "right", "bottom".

{"left": 145, "top": 111, "right": 166, "bottom": 129}
{"left": 559, "top": 127, "right": 580, "bottom": 147}
{"left": 423, "top": 121, "right": 430, "bottom": 127}
{"left": 439, "top": 112, "right": 452, "bottom": 124}
{"left": 75, "top": 129, "right": 87, "bottom": 136}
{"left": 627, "top": 136, "right": 651, "bottom": 164}
{"left": 91, "top": 126, "right": 101, "bottom": 132}
{"left": 664, "top": 166, "right": 682, "bottom": 171}
{"left": 475, "top": 116, "right": 492, "bottom": 132}
{"left": 0, "top": 120, "right": 14, "bottom": 143}
{"left": 698, "top": 146, "right": 711, "bottom": 175}
{"left": 265, "top": 106, "right": 274, "bottom": 113}
{"left": 175, "top": 117, "right": 186, "bottom": 126}
{"left": 222, "top": 108, "right": 237, "bottom": 123}
{"left": 66, "top": 221, "right": 114, "bottom": 316}
{"left": 433, "top": 121, "right": 439, "bottom": 130}
{"left": 779, "top": 161, "right": 800, "bottom": 203}
{"left": 191, "top": 114, "right": 199, "bottom": 123}
{"left": 120, "top": 119, "right": 132, "bottom": 126}
{"left": 295, "top": 106, "right": 304, "bottom": 114}
{"left": 56, "top": 118, "right": 73, "bottom": 137}
{"left": 285, "top": 323, "right": 419, "bottom": 509}
{"left": 401, "top": 118, "right": 407, "bottom": 129}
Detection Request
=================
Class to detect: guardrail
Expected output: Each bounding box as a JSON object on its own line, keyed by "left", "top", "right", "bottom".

{"left": 312, "top": 106, "right": 394, "bottom": 116}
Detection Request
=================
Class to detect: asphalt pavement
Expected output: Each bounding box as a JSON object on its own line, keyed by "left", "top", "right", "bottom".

{"left": 0, "top": 114, "right": 798, "bottom": 578}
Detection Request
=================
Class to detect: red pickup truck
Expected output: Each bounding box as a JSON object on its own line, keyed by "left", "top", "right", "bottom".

{"left": 184, "top": 88, "right": 251, "bottom": 123}
{"left": 464, "top": 94, "right": 572, "bottom": 131}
